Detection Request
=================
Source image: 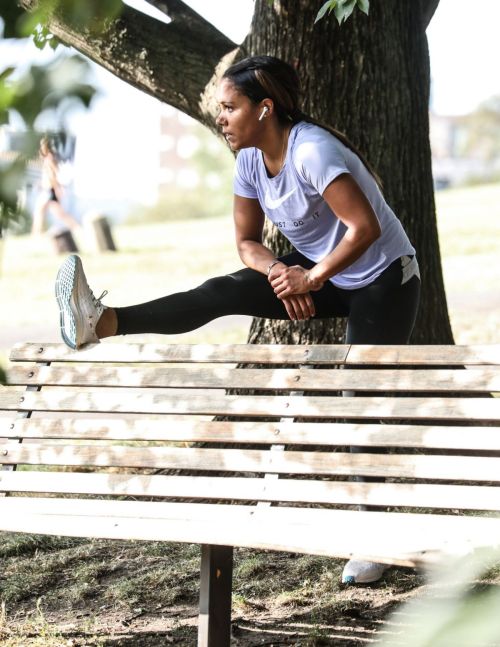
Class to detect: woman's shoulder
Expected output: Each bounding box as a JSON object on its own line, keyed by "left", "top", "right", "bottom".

{"left": 291, "top": 122, "right": 343, "bottom": 169}
{"left": 293, "top": 121, "right": 339, "bottom": 146}
{"left": 236, "top": 146, "right": 260, "bottom": 170}
{"left": 235, "top": 147, "right": 262, "bottom": 185}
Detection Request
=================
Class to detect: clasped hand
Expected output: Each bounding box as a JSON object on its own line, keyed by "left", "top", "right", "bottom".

{"left": 268, "top": 264, "right": 323, "bottom": 321}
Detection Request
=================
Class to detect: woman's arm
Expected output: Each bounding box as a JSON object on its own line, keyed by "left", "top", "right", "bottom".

{"left": 233, "top": 194, "right": 278, "bottom": 273}
{"left": 271, "top": 173, "right": 381, "bottom": 298}
{"left": 233, "top": 194, "right": 315, "bottom": 320}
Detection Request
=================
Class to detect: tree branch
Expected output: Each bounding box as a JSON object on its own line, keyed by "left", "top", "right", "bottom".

{"left": 17, "top": 0, "right": 244, "bottom": 129}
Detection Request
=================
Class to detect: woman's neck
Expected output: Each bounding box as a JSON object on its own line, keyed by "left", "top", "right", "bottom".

{"left": 261, "top": 124, "right": 291, "bottom": 177}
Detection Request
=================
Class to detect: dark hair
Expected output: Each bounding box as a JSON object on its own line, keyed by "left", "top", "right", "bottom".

{"left": 223, "top": 55, "right": 381, "bottom": 186}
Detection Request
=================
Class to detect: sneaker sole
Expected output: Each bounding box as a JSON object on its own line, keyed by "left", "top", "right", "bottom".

{"left": 55, "top": 255, "right": 82, "bottom": 350}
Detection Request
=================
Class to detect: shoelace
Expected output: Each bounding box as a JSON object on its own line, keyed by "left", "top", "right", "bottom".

{"left": 91, "top": 288, "right": 108, "bottom": 310}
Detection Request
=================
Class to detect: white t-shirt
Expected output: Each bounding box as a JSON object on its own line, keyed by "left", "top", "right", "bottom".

{"left": 233, "top": 121, "right": 415, "bottom": 289}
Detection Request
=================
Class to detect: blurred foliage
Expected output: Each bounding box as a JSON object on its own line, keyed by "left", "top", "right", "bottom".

{"left": 0, "top": 0, "right": 122, "bottom": 235}
{"left": 2, "top": 0, "right": 123, "bottom": 45}
{"left": 380, "top": 548, "right": 500, "bottom": 647}
{"left": 461, "top": 95, "right": 500, "bottom": 162}
{"left": 1, "top": 56, "right": 95, "bottom": 128}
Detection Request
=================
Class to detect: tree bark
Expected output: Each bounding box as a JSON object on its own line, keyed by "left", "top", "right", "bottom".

{"left": 18, "top": 0, "right": 452, "bottom": 344}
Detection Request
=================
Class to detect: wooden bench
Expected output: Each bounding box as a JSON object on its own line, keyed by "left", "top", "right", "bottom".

{"left": 1, "top": 342, "right": 500, "bottom": 646}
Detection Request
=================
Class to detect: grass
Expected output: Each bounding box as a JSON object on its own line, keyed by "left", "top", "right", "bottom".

{"left": 0, "top": 597, "right": 81, "bottom": 647}
{"left": 435, "top": 183, "right": 500, "bottom": 257}
{"left": 0, "top": 535, "right": 425, "bottom": 646}
{"left": 435, "top": 183, "right": 500, "bottom": 343}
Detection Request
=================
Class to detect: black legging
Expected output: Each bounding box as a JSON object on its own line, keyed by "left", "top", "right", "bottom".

{"left": 116, "top": 251, "right": 420, "bottom": 344}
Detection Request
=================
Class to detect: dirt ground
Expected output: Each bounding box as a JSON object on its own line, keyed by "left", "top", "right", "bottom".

{"left": 0, "top": 537, "right": 429, "bottom": 646}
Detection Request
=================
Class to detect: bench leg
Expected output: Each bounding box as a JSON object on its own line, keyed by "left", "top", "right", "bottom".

{"left": 198, "top": 544, "right": 233, "bottom": 647}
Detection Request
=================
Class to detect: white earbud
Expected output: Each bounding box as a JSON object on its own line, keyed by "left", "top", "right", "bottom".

{"left": 258, "top": 106, "right": 269, "bottom": 121}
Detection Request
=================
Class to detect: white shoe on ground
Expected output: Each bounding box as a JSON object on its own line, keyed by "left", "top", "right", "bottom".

{"left": 55, "top": 254, "right": 107, "bottom": 350}
{"left": 341, "top": 559, "right": 389, "bottom": 585}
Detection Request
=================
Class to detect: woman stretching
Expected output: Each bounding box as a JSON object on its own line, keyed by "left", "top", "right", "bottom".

{"left": 55, "top": 55, "right": 421, "bottom": 585}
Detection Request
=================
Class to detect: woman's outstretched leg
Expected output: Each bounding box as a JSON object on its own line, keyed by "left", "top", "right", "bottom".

{"left": 55, "top": 254, "right": 293, "bottom": 349}
{"left": 55, "top": 252, "right": 350, "bottom": 349}
{"left": 114, "top": 266, "right": 291, "bottom": 336}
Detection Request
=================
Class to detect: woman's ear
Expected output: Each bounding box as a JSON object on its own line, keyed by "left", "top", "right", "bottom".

{"left": 257, "top": 100, "right": 273, "bottom": 121}
{"left": 258, "top": 106, "right": 269, "bottom": 121}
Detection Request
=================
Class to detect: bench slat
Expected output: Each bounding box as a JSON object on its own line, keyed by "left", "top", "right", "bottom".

{"left": 7, "top": 365, "right": 500, "bottom": 392}
{"left": 1, "top": 497, "right": 500, "bottom": 566}
{"left": 345, "top": 345, "right": 500, "bottom": 365}
{"left": 2, "top": 471, "right": 500, "bottom": 511}
{"left": 1, "top": 390, "right": 499, "bottom": 422}
{"left": 2, "top": 444, "right": 500, "bottom": 482}
{"left": 2, "top": 418, "right": 500, "bottom": 451}
{"left": 9, "top": 342, "right": 349, "bottom": 365}
{"left": 10, "top": 343, "right": 500, "bottom": 366}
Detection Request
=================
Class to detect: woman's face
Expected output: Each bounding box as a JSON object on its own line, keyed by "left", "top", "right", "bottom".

{"left": 215, "top": 78, "right": 263, "bottom": 151}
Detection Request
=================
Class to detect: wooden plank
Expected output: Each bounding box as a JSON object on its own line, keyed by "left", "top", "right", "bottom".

{"left": 10, "top": 342, "right": 500, "bottom": 366}
{"left": 1, "top": 497, "right": 500, "bottom": 566}
{"left": 2, "top": 471, "right": 500, "bottom": 511}
{"left": 345, "top": 344, "right": 500, "bottom": 366}
{"left": 2, "top": 418, "right": 500, "bottom": 451}
{"left": 7, "top": 365, "right": 500, "bottom": 392}
{"left": 2, "top": 390, "right": 499, "bottom": 422}
{"left": 2, "top": 444, "right": 500, "bottom": 482}
{"left": 9, "top": 342, "right": 349, "bottom": 365}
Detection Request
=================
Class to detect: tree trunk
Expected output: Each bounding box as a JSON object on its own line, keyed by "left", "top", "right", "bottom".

{"left": 244, "top": 0, "right": 452, "bottom": 344}
{"left": 19, "top": 0, "right": 453, "bottom": 344}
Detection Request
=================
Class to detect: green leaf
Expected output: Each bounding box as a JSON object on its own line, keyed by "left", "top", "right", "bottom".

{"left": 316, "top": 0, "right": 369, "bottom": 24}
{"left": 357, "top": 0, "right": 370, "bottom": 15}
{"left": 0, "top": 77, "right": 16, "bottom": 112}
{"left": 315, "top": 1, "right": 337, "bottom": 24}
{"left": 32, "top": 24, "right": 58, "bottom": 50}
{"left": 0, "top": 159, "right": 27, "bottom": 217}
{"left": 334, "top": 0, "right": 357, "bottom": 24}
{"left": 17, "top": 3, "right": 55, "bottom": 38}
{"left": 0, "top": 67, "right": 15, "bottom": 82}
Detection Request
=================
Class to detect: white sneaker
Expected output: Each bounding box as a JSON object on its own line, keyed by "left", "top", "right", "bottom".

{"left": 341, "top": 559, "right": 389, "bottom": 585}
{"left": 55, "top": 255, "right": 107, "bottom": 349}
